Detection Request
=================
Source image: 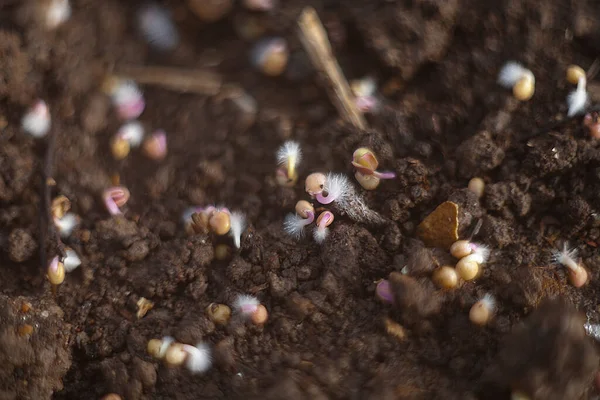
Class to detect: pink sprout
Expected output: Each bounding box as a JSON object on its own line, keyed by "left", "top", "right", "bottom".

{"left": 49, "top": 256, "right": 60, "bottom": 274}
{"left": 234, "top": 294, "right": 259, "bottom": 317}
{"left": 375, "top": 280, "right": 394, "bottom": 304}
{"left": 103, "top": 186, "right": 130, "bottom": 215}
{"left": 355, "top": 95, "right": 381, "bottom": 113}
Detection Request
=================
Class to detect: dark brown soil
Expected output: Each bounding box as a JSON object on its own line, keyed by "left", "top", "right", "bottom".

{"left": 2, "top": 0, "right": 600, "bottom": 399}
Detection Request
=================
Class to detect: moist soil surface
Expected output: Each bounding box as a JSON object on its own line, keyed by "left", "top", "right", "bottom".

{"left": 2, "top": 1, "right": 600, "bottom": 399}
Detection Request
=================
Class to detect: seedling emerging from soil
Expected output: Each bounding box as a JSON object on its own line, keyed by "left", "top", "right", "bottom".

{"left": 552, "top": 244, "right": 588, "bottom": 287}
{"left": 165, "top": 342, "right": 187, "bottom": 366}
{"left": 137, "top": 3, "right": 180, "bottom": 51}
{"left": 455, "top": 246, "right": 489, "bottom": 281}
{"left": 242, "top": 0, "right": 276, "bottom": 11}
{"left": 47, "top": 256, "right": 65, "bottom": 285}
{"left": 147, "top": 336, "right": 174, "bottom": 359}
{"left": 54, "top": 212, "right": 80, "bottom": 238}
{"left": 283, "top": 200, "right": 315, "bottom": 239}
{"left": 21, "top": 100, "right": 51, "bottom": 138}
{"left": 103, "top": 186, "right": 130, "bottom": 215}
{"left": 51, "top": 195, "right": 80, "bottom": 237}
{"left": 313, "top": 210, "right": 334, "bottom": 244}
{"left": 43, "top": 0, "right": 71, "bottom": 30}
{"left": 584, "top": 111, "right": 600, "bottom": 139}
{"left": 51, "top": 195, "right": 70, "bottom": 219}
{"left": 63, "top": 248, "right": 81, "bottom": 272}
{"left": 566, "top": 76, "right": 588, "bottom": 117}
{"left": 234, "top": 294, "right": 268, "bottom": 325}
{"left": 230, "top": 211, "right": 246, "bottom": 248}
{"left": 181, "top": 343, "right": 212, "bottom": 374}
{"left": 251, "top": 37, "right": 289, "bottom": 77}
{"left": 497, "top": 61, "right": 535, "bottom": 101}
{"left": 111, "top": 122, "right": 145, "bottom": 160}
{"left": 276, "top": 141, "right": 302, "bottom": 187}
{"left": 103, "top": 77, "right": 145, "bottom": 120}
{"left": 350, "top": 76, "right": 380, "bottom": 113}
{"left": 432, "top": 266, "right": 459, "bottom": 289}
{"left": 305, "top": 172, "right": 387, "bottom": 225}
{"left": 566, "top": 65, "right": 586, "bottom": 85}
{"left": 352, "top": 148, "right": 395, "bottom": 190}
{"left": 142, "top": 129, "right": 167, "bottom": 161}
{"left": 469, "top": 294, "right": 496, "bottom": 326}
{"left": 206, "top": 303, "right": 231, "bottom": 326}
{"left": 450, "top": 240, "right": 489, "bottom": 261}
{"left": 375, "top": 279, "right": 394, "bottom": 304}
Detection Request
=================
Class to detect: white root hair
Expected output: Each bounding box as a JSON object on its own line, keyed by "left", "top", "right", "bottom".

{"left": 276, "top": 141, "right": 302, "bottom": 167}
{"left": 230, "top": 211, "right": 246, "bottom": 249}
{"left": 497, "top": 61, "right": 528, "bottom": 88}
{"left": 567, "top": 77, "right": 588, "bottom": 117}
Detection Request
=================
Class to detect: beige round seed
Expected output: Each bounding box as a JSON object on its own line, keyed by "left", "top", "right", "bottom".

{"left": 164, "top": 343, "right": 187, "bottom": 366}
{"left": 209, "top": 211, "right": 231, "bottom": 235}
{"left": 513, "top": 75, "right": 535, "bottom": 101}
{"left": 566, "top": 65, "right": 586, "bottom": 85}
{"left": 455, "top": 258, "right": 479, "bottom": 281}
{"left": 251, "top": 304, "right": 269, "bottom": 325}
{"left": 355, "top": 171, "right": 380, "bottom": 190}
{"left": 305, "top": 173, "right": 326, "bottom": 196}
{"left": 450, "top": 240, "right": 473, "bottom": 259}
{"left": 47, "top": 261, "right": 65, "bottom": 285}
{"left": 432, "top": 266, "right": 459, "bottom": 289}
{"left": 568, "top": 265, "right": 588, "bottom": 288}
{"left": 316, "top": 211, "right": 334, "bottom": 227}
{"left": 206, "top": 303, "right": 232, "bottom": 326}
{"left": 469, "top": 300, "right": 492, "bottom": 326}
{"left": 111, "top": 136, "right": 130, "bottom": 160}
{"left": 147, "top": 339, "right": 163, "bottom": 359}
{"left": 468, "top": 177, "right": 485, "bottom": 198}
{"left": 295, "top": 200, "right": 314, "bottom": 219}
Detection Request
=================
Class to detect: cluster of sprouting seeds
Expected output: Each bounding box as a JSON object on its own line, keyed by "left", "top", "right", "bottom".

{"left": 277, "top": 141, "right": 396, "bottom": 244}
{"left": 146, "top": 294, "right": 267, "bottom": 374}
{"left": 15, "top": 0, "right": 597, "bottom": 384}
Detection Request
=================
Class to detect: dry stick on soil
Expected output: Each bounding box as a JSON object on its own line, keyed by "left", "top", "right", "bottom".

{"left": 39, "top": 128, "right": 66, "bottom": 279}
{"left": 297, "top": 7, "right": 367, "bottom": 130}
{"left": 115, "top": 65, "right": 223, "bottom": 96}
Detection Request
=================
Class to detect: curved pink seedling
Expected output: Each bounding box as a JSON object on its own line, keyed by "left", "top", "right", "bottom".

{"left": 373, "top": 171, "right": 396, "bottom": 179}
{"left": 118, "top": 99, "right": 145, "bottom": 120}
{"left": 103, "top": 186, "right": 130, "bottom": 215}
{"left": 375, "top": 280, "right": 394, "bottom": 304}
{"left": 315, "top": 192, "right": 335, "bottom": 204}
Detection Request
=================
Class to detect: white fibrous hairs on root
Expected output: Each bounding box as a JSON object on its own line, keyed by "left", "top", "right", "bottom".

{"left": 324, "top": 173, "right": 351, "bottom": 201}
{"left": 184, "top": 343, "right": 212, "bottom": 374}
{"left": 284, "top": 213, "right": 307, "bottom": 239}
{"left": 313, "top": 226, "right": 328, "bottom": 244}
{"left": 230, "top": 211, "right": 246, "bottom": 249}
{"left": 497, "top": 61, "right": 526, "bottom": 88}
{"left": 277, "top": 141, "right": 302, "bottom": 167}
{"left": 567, "top": 77, "right": 588, "bottom": 117}
{"left": 137, "top": 3, "right": 180, "bottom": 51}
{"left": 234, "top": 294, "right": 259, "bottom": 314}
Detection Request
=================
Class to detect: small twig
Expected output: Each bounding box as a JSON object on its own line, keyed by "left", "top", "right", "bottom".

{"left": 40, "top": 128, "right": 65, "bottom": 275}
{"left": 115, "top": 65, "right": 222, "bottom": 96}
{"left": 297, "top": 7, "right": 367, "bottom": 130}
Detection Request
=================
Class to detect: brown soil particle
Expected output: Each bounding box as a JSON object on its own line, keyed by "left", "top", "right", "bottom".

{"left": 0, "top": 295, "right": 71, "bottom": 399}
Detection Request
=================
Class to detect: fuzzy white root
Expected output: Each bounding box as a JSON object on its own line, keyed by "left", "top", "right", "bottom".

{"left": 497, "top": 61, "right": 528, "bottom": 88}
{"left": 230, "top": 211, "right": 246, "bottom": 249}
{"left": 567, "top": 77, "right": 588, "bottom": 117}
